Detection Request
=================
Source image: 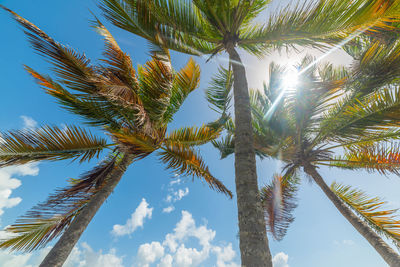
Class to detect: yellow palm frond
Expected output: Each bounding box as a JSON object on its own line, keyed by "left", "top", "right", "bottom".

{"left": 331, "top": 182, "right": 400, "bottom": 248}
{"left": 165, "top": 125, "right": 221, "bottom": 146}
{"left": 326, "top": 143, "right": 400, "bottom": 175}
{"left": 110, "top": 128, "right": 161, "bottom": 157}
{"left": 164, "top": 58, "right": 201, "bottom": 122}
{"left": 158, "top": 143, "right": 232, "bottom": 198}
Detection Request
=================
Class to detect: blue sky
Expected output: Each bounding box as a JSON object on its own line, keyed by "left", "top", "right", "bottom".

{"left": 0, "top": 0, "right": 399, "bottom": 266}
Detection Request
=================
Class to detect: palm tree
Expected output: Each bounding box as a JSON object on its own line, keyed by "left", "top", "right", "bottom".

{"left": 0, "top": 7, "right": 231, "bottom": 267}
{"left": 211, "top": 39, "right": 400, "bottom": 265}
{"left": 97, "top": 1, "right": 400, "bottom": 264}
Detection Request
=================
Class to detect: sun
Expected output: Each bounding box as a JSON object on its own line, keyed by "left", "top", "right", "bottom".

{"left": 281, "top": 67, "right": 299, "bottom": 90}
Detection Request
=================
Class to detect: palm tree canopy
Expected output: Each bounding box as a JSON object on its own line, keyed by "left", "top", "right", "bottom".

{"left": 0, "top": 6, "right": 231, "bottom": 252}
{"left": 99, "top": 0, "right": 400, "bottom": 58}
{"left": 209, "top": 38, "right": 400, "bottom": 240}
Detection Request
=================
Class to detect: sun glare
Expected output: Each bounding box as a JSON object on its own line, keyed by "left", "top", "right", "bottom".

{"left": 282, "top": 67, "right": 299, "bottom": 90}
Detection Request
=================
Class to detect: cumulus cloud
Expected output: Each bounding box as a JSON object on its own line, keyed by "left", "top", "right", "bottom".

{"left": 20, "top": 116, "right": 37, "bottom": 130}
{"left": 136, "top": 211, "right": 239, "bottom": 267}
{"left": 0, "top": 163, "right": 39, "bottom": 218}
{"left": 0, "top": 242, "right": 124, "bottom": 267}
{"left": 112, "top": 198, "right": 153, "bottom": 237}
{"left": 137, "top": 242, "right": 164, "bottom": 267}
{"left": 272, "top": 252, "right": 289, "bottom": 267}
{"left": 213, "top": 244, "right": 239, "bottom": 267}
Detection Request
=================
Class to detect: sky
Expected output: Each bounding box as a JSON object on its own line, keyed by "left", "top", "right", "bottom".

{"left": 0, "top": 0, "right": 399, "bottom": 266}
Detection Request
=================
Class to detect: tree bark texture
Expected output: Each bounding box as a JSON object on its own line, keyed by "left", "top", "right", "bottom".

{"left": 227, "top": 45, "right": 272, "bottom": 267}
{"left": 39, "top": 154, "right": 134, "bottom": 267}
{"left": 304, "top": 164, "right": 400, "bottom": 267}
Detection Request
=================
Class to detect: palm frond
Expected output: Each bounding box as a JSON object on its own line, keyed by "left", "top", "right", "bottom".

{"left": 2, "top": 6, "right": 97, "bottom": 93}
{"left": 91, "top": 17, "right": 141, "bottom": 107}
{"left": 212, "top": 134, "right": 235, "bottom": 159}
{"left": 0, "top": 125, "right": 108, "bottom": 166}
{"left": 0, "top": 156, "right": 117, "bottom": 251}
{"left": 320, "top": 87, "right": 400, "bottom": 143}
{"left": 137, "top": 56, "right": 173, "bottom": 124}
{"left": 166, "top": 125, "right": 220, "bottom": 146}
{"left": 110, "top": 128, "right": 161, "bottom": 157}
{"left": 239, "top": 0, "right": 400, "bottom": 56}
{"left": 327, "top": 142, "right": 400, "bottom": 175}
{"left": 261, "top": 174, "right": 299, "bottom": 241}
{"left": 331, "top": 182, "right": 400, "bottom": 248}
{"left": 205, "top": 66, "right": 233, "bottom": 114}
{"left": 26, "top": 67, "right": 131, "bottom": 130}
{"left": 99, "top": 0, "right": 217, "bottom": 55}
{"left": 352, "top": 39, "right": 400, "bottom": 94}
{"left": 163, "top": 58, "right": 201, "bottom": 122}
{"left": 158, "top": 143, "right": 232, "bottom": 197}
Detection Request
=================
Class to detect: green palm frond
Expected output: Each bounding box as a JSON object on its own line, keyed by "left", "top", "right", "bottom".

{"left": 163, "top": 58, "right": 201, "bottom": 122}
{"left": 329, "top": 129, "right": 400, "bottom": 149}
{"left": 331, "top": 182, "right": 400, "bottom": 248}
{"left": 100, "top": 0, "right": 217, "bottom": 55}
{"left": 0, "top": 216, "right": 75, "bottom": 252}
{"left": 212, "top": 134, "right": 235, "bottom": 159}
{"left": 137, "top": 56, "right": 173, "bottom": 123}
{"left": 158, "top": 143, "right": 232, "bottom": 197}
{"left": 352, "top": 39, "right": 400, "bottom": 94}
{"left": 205, "top": 66, "right": 233, "bottom": 114}
{"left": 0, "top": 156, "right": 117, "bottom": 251}
{"left": 0, "top": 125, "right": 109, "bottom": 166}
{"left": 166, "top": 125, "right": 221, "bottom": 146}
{"left": 326, "top": 142, "right": 400, "bottom": 175}
{"left": 261, "top": 174, "right": 299, "bottom": 241}
{"left": 320, "top": 87, "right": 400, "bottom": 143}
{"left": 240, "top": 0, "right": 400, "bottom": 56}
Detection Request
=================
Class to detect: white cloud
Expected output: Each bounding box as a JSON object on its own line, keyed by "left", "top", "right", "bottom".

{"left": 157, "top": 254, "right": 173, "bottom": 267}
{"left": 112, "top": 198, "right": 153, "bottom": 237}
{"left": 213, "top": 244, "right": 240, "bottom": 267}
{"left": 0, "top": 251, "right": 33, "bottom": 267}
{"left": 0, "top": 242, "right": 124, "bottom": 267}
{"left": 137, "top": 242, "right": 164, "bottom": 267}
{"left": 166, "top": 188, "right": 189, "bottom": 203}
{"left": 136, "top": 211, "right": 239, "bottom": 267}
{"left": 162, "top": 206, "right": 175, "bottom": 214}
{"left": 169, "top": 175, "right": 181, "bottom": 186}
{"left": 272, "top": 252, "right": 289, "bottom": 267}
{"left": 20, "top": 116, "right": 37, "bottom": 130}
{"left": 0, "top": 163, "right": 39, "bottom": 218}
{"left": 163, "top": 179, "right": 189, "bottom": 212}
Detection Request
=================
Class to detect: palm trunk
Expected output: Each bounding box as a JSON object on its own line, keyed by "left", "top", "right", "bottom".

{"left": 304, "top": 164, "right": 400, "bottom": 267}
{"left": 226, "top": 45, "right": 272, "bottom": 267}
{"left": 39, "top": 154, "right": 134, "bottom": 267}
